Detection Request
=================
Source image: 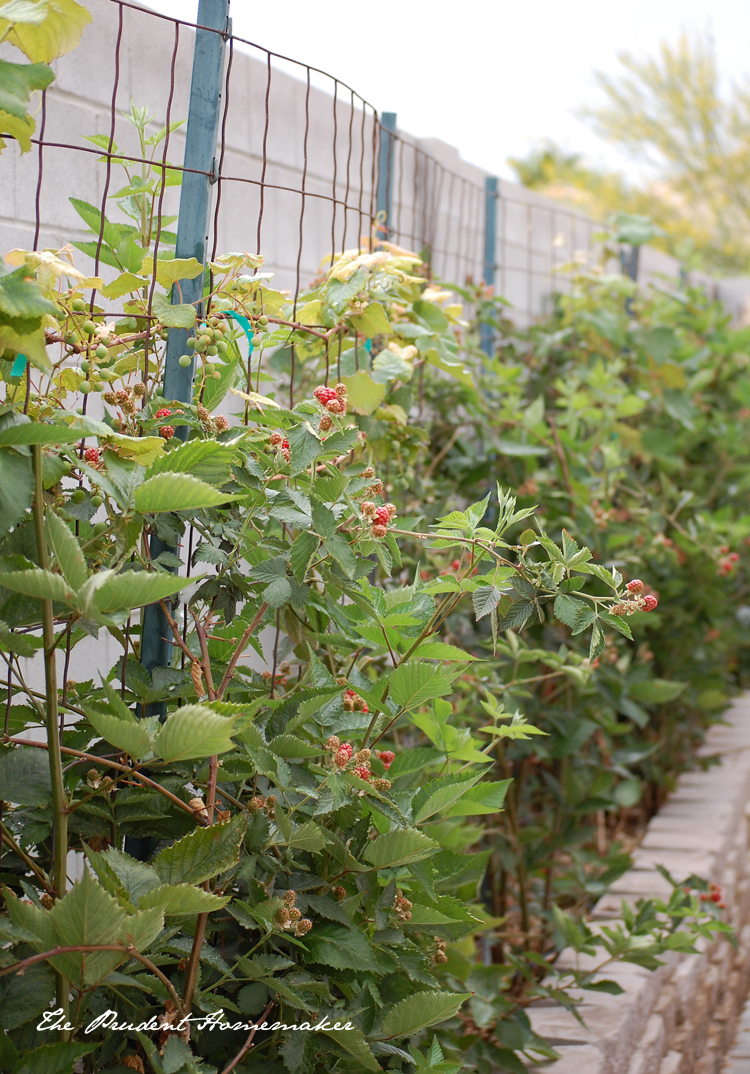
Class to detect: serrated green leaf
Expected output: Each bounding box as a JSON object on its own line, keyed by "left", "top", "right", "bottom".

{"left": 138, "top": 883, "right": 229, "bottom": 916}
{"left": 153, "top": 814, "right": 246, "bottom": 886}
{"left": 472, "top": 585, "right": 505, "bottom": 620}
{"left": 389, "top": 661, "right": 458, "bottom": 710}
{"left": 553, "top": 593, "right": 585, "bottom": 628}
{"left": 290, "top": 530, "right": 319, "bottom": 583}
{"left": 0, "top": 746, "right": 51, "bottom": 805}
{"left": 85, "top": 708, "right": 152, "bottom": 759}
{"left": 46, "top": 871, "right": 129, "bottom": 985}
{"left": 134, "top": 472, "right": 235, "bottom": 513}
{"left": 321, "top": 1026, "right": 381, "bottom": 1072}
{"left": 412, "top": 772, "right": 483, "bottom": 823}
{"left": 15, "top": 1041, "right": 98, "bottom": 1074}
{"left": 378, "top": 992, "right": 472, "bottom": 1039}
{"left": 444, "top": 779, "right": 511, "bottom": 816}
{"left": 151, "top": 290, "right": 196, "bottom": 328}
{"left": 142, "top": 255, "right": 203, "bottom": 288}
{"left": 303, "top": 922, "right": 379, "bottom": 970}
{"left": 153, "top": 705, "right": 238, "bottom": 762}
{"left": 92, "top": 570, "right": 194, "bottom": 614}
{"left": 363, "top": 827, "right": 439, "bottom": 869}
{"left": 0, "top": 567, "right": 72, "bottom": 601}
{"left": 44, "top": 510, "right": 87, "bottom": 591}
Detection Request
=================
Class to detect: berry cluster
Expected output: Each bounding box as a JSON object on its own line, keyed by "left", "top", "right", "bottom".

{"left": 393, "top": 890, "right": 412, "bottom": 922}
{"left": 247, "top": 794, "right": 276, "bottom": 820}
{"left": 332, "top": 885, "right": 346, "bottom": 902}
{"left": 611, "top": 579, "right": 659, "bottom": 616}
{"left": 343, "top": 689, "right": 369, "bottom": 713}
{"left": 433, "top": 938, "right": 448, "bottom": 965}
{"left": 361, "top": 500, "right": 396, "bottom": 539}
{"left": 261, "top": 669, "right": 288, "bottom": 687}
{"left": 313, "top": 382, "right": 348, "bottom": 415}
{"left": 377, "top": 750, "right": 395, "bottom": 770}
{"left": 717, "top": 545, "right": 740, "bottom": 576}
{"left": 153, "top": 407, "right": 174, "bottom": 440}
{"left": 274, "top": 890, "right": 312, "bottom": 937}
{"left": 182, "top": 315, "right": 230, "bottom": 378}
{"left": 325, "top": 736, "right": 391, "bottom": 789}
{"left": 699, "top": 882, "right": 726, "bottom": 909}
{"left": 269, "top": 430, "right": 291, "bottom": 463}
{"left": 83, "top": 447, "right": 102, "bottom": 467}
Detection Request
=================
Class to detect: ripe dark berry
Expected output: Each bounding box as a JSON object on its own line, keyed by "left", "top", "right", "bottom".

{"left": 159, "top": 425, "right": 175, "bottom": 440}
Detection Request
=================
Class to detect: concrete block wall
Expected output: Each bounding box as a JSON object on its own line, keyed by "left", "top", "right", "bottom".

{"left": 535, "top": 694, "right": 750, "bottom": 1074}
{"left": 1, "top": 0, "right": 745, "bottom": 331}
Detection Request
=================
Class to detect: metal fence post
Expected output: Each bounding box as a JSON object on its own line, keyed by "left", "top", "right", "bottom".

{"left": 481, "top": 175, "right": 498, "bottom": 357}
{"left": 140, "top": 0, "right": 229, "bottom": 715}
{"left": 377, "top": 112, "right": 397, "bottom": 239}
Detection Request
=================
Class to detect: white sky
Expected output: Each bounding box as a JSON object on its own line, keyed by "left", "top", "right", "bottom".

{"left": 141, "top": 0, "right": 749, "bottom": 182}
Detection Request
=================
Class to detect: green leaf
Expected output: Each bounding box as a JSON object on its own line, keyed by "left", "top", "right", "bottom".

{"left": 85, "top": 708, "right": 152, "bottom": 759}
{"left": 554, "top": 593, "right": 586, "bottom": 628}
{"left": 100, "top": 271, "right": 148, "bottom": 299}
{"left": 363, "top": 827, "right": 439, "bottom": 869}
{"left": 153, "top": 814, "right": 246, "bottom": 886}
{"left": 412, "top": 773, "right": 483, "bottom": 823}
{"left": 386, "top": 747, "right": 444, "bottom": 780}
{"left": 16, "top": 1042, "right": 98, "bottom": 1074}
{"left": 341, "top": 370, "right": 386, "bottom": 414}
{"left": 0, "top": 746, "right": 51, "bottom": 805}
{"left": 0, "top": 263, "right": 57, "bottom": 332}
{"left": 495, "top": 439, "right": 549, "bottom": 456}
{"left": 151, "top": 290, "right": 196, "bottom": 329}
{"left": 134, "top": 473, "right": 236, "bottom": 513}
{"left": 153, "top": 705, "right": 239, "bottom": 762}
{"left": 138, "top": 883, "right": 229, "bottom": 916}
{"left": 286, "top": 820, "right": 327, "bottom": 853}
{"left": 0, "top": 567, "right": 72, "bottom": 601}
{"left": 411, "top": 641, "right": 478, "bottom": 661}
{"left": 0, "top": 446, "right": 32, "bottom": 536}
{"left": 321, "top": 1026, "right": 381, "bottom": 1073}
{"left": 390, "top": 661, "right": 458, "bottom": 710}
{"left": 378, "top": 992, "right": 472, "bottom": 1039}
{"left": 44, "top": 510, "right": 87, "bottom": 591}
{"left": 324, "top": 533, "right": 356, "bottom": 578}
{"left": 473, "top": 586, "right": 505, "bottom": 620}
{"left": 47, "top": 871, "right": 129, "bottom": 985}
{"left": 286, "top": 421, "right": 321, "bottom": 475}
{"left": 349, "top": 301, "right": 392, "bottom": 338}
{"left": 628, "top": 679, "right": 686, "bottom": 705}
{"left": 142, "top": 255, "right": 203, "bottom": 288}
{"left": 267, "top": 733, "right": 322, "bottom": 758}
{"left": 303, "top": 922, "right": 379, "bottom": 970}
{"left": 444, "top": 779, "right": 511, "bottom": 816}
{"left": 0, "top": 57, "right": 53, "bottom": 120}
{"left": 93, "top": 570, "right": 194, "bottom": 614}
{"left": 290, "top": 530, "right": 319, "bottom": 583}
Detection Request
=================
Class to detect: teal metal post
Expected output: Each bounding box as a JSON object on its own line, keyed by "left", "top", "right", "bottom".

{"left": 377, "top": 112, "right": 397, "bottom": 237}
{"left": 140, "top": 0, "right": 229, "bottom": 713}
{"left": 481, "top": 175, "right": 498, "bottom": 357}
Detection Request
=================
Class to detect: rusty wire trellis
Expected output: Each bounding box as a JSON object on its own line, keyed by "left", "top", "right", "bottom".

{"left": 18, "top": 0, "right": 603, "bottom": 346}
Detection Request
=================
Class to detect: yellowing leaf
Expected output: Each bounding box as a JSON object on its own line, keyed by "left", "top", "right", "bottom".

{"left": 341, "top": 370, "right": 385, "bottom": 415}
{"left": 657, "top": 362, "right": 687, "bottom": 388}
{"left": 2, "top": 0, "right": 91, "bottom": 63}
{"left": 349, "top": 301, "right": 392, "bottom": 338}
{"left": 374, "top": 403, "right": 408, "bottom": 425}
{"left": 141, "top": 255, "right": 203, "bottom": 288}
{"left": 297, "top": 299, "right": 324, "bottom": 325}
{"left": 100, "top": 272, "right": 148, "bottom": 299}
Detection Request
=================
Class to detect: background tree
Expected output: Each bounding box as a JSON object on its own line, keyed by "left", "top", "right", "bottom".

{"left": 510, "top": 33, "right": 750, "bottom": 274}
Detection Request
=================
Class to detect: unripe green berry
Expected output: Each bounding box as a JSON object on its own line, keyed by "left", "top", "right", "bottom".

{"left": 206, "top": 344, "right": 218, "bottom": 356}
{"left": 56, "top": 309, "right": 67, "bottom": 322}
{"left": 99, "top": 369, "right": 112, "bottom": 382}
{"left": 179, "top": 354, "right": 192, "bottom": 368}
{"left": 90, "top": 494, "right": 103, "bottom": 508}
{"left": 212, "top": 370, "right": 221, "bottom": 380}
{"left": 71, "top": 488, "right": 85, "bottom": 504}
{"left": 258, "top": 315, "right": 269, "bottom": 326}
{"left": 251, "top": 334, "right": 263, "bottom": 347}
{"left": 205, "top": 363, "right": 215, "bottom": 374}
{"left": 186, "top": 337, "right": 197, "bottom": 350}
{"left": 154, "top": 386, "right": 164, "bottom": 396}
{"left": 216, "top": 340, "right": 228, "bottom": 353}
{"left": 92, "top": 521, "right": 107, "bottom": 536}
{"left": 95, "top": 344, "right": 108, "bottom": 359}
{"left": 65, "top": 334, "right": 77, "bottom": 347}
{"left": 199, "top": 334, "right": 212, "bottom": 348}
{"left": 79, "top": 381, "right": 91, "bottom": 394}
{"left": 72, "top": 298, "right": 86, "bottom": 312}
{"left": 82, "top": 320, "right": 96, "bottom": 335}
{"left": 80, "top": 359, "right": 90, "bottom": 373}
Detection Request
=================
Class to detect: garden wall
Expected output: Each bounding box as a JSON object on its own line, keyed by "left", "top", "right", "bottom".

{"left": 537, "top": 694, "right": 750, "bottom": 1074}
{"left": 0, "top": 0, "right": 746, "bottom": 328}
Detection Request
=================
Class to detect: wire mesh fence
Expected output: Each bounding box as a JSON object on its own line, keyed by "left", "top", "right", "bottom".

{"left": 0, "top": 0, "right": 607, "bottom": 339}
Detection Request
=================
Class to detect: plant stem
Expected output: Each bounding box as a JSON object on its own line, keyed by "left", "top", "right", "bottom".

{"left": 32, "top": 445, "right": 69, "bottom": 1018}
{"left": 220, "top": 999, "right": 276, "bottom": 1074}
